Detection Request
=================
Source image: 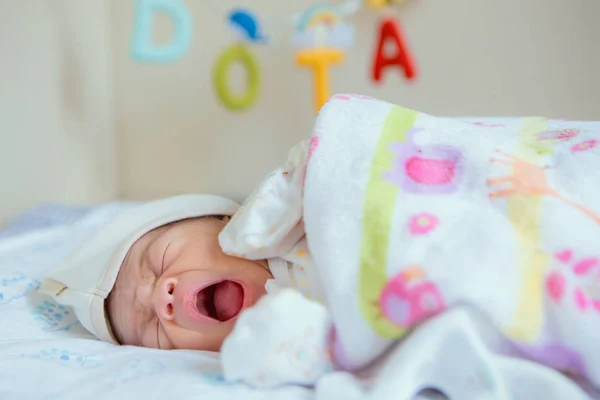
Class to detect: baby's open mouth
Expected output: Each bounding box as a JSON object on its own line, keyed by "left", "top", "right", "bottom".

{"left": 195, "top": 281, "right": 244, "bottom": 322}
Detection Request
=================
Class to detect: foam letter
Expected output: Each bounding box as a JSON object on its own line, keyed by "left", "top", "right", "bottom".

{"left": 296, "top": 48, "right": 345, "bottom": 113}
{"left": 213, "top": 45, "right": 261, "bottom": 111}
{"left": 131, "top": 0, "right": 192, "bottom": 63}
{"left": 372, "top": 18, "right": 417, "bottom": 83}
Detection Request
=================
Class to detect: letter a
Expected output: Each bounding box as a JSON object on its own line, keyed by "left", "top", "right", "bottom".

{"left": 372, "top": 18, "right": 417, "bottom": 83}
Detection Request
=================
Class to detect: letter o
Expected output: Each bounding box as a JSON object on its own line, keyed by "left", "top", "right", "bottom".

{"left": 213, "top": 44, "right": 260, "bottom": 111}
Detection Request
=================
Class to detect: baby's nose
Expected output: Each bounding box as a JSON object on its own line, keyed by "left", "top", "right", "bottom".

{"left": 153, "top": 277, "right": 177, "bottom": 321}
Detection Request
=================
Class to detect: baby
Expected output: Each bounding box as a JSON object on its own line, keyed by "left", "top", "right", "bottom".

{"left": 40, "top": 94, "right": 600, "bottom": 399}
{"left": 40, "top": 142, "right": 320, "bottom": 353}
{"left": 39, "top": 194, "right": 273, "bottom": 351}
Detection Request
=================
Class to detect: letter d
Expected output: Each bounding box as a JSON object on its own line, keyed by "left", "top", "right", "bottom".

{"left": 131, "top": 0, "right": 192, "bottom": 63}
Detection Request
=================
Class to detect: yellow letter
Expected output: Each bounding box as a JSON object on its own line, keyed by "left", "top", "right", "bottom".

{"left": 213, "top": 44, "right": 261, "bottom": 111}
{"left": 296, "top": 48, "right": 344, "bottom": 113}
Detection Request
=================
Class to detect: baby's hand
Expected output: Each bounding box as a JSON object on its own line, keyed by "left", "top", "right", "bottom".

{"left": 221, "top": 288, "right": 333, "bottom": 389}
{"left": 219, "top": 140, "right": 309, "bottom": 260}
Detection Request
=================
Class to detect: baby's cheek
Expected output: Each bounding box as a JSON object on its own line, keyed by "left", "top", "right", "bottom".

{"left": 105, "top": 288, "right": 129, "bottom": 345}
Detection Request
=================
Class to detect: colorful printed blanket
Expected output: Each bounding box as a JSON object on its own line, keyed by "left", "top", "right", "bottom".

{"left": 219, "top": 95, "right": 600, "bottom": 398}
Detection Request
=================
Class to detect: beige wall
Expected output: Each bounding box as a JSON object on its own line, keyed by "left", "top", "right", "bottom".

{"left": 112, "top": 0, "right": 600, "bottom": 204}
{"left": 0, "top": 1, "right": 117, "bottom": 224}
{"left": 1, "top": 1, "right": 599, "bottom": 224}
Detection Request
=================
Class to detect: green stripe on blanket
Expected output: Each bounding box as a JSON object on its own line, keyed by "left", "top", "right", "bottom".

{"left": 359, "top": 106, "right": 418, "bottom": 339}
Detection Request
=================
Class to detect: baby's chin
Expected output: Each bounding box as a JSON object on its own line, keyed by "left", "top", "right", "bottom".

{"left": 169, "top": 325, "right": 234, "bottom": 352}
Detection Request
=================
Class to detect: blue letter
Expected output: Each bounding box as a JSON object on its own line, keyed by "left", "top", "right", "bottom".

{"left": 131, "top": 0, "right": 192, "bottom": 63}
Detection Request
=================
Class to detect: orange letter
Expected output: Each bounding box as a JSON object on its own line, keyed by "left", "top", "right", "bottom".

{"left": 296, "top": 48, "right": 344, "bottom": 113}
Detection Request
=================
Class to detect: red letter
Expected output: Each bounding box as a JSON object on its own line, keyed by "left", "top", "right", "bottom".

{"left": 372, "top": 18, "right": 417, "bottom": 83}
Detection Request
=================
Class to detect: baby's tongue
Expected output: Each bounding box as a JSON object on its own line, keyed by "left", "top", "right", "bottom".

{"left": 213, "top": 281, "right": 243, "bottom": 321}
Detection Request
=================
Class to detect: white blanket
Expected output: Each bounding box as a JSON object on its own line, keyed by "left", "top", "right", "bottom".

{"left": 219, "top": 95, "right": 600, "bottom": 399}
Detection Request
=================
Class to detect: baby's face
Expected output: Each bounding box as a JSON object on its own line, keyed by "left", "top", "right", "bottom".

{"left": 107, "top": 217, "right": 271, "bottom": 351}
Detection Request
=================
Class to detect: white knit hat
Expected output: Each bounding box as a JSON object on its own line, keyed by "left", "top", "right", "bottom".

{"left": 38, "top": 194, "right": 240, "bottom": 344}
